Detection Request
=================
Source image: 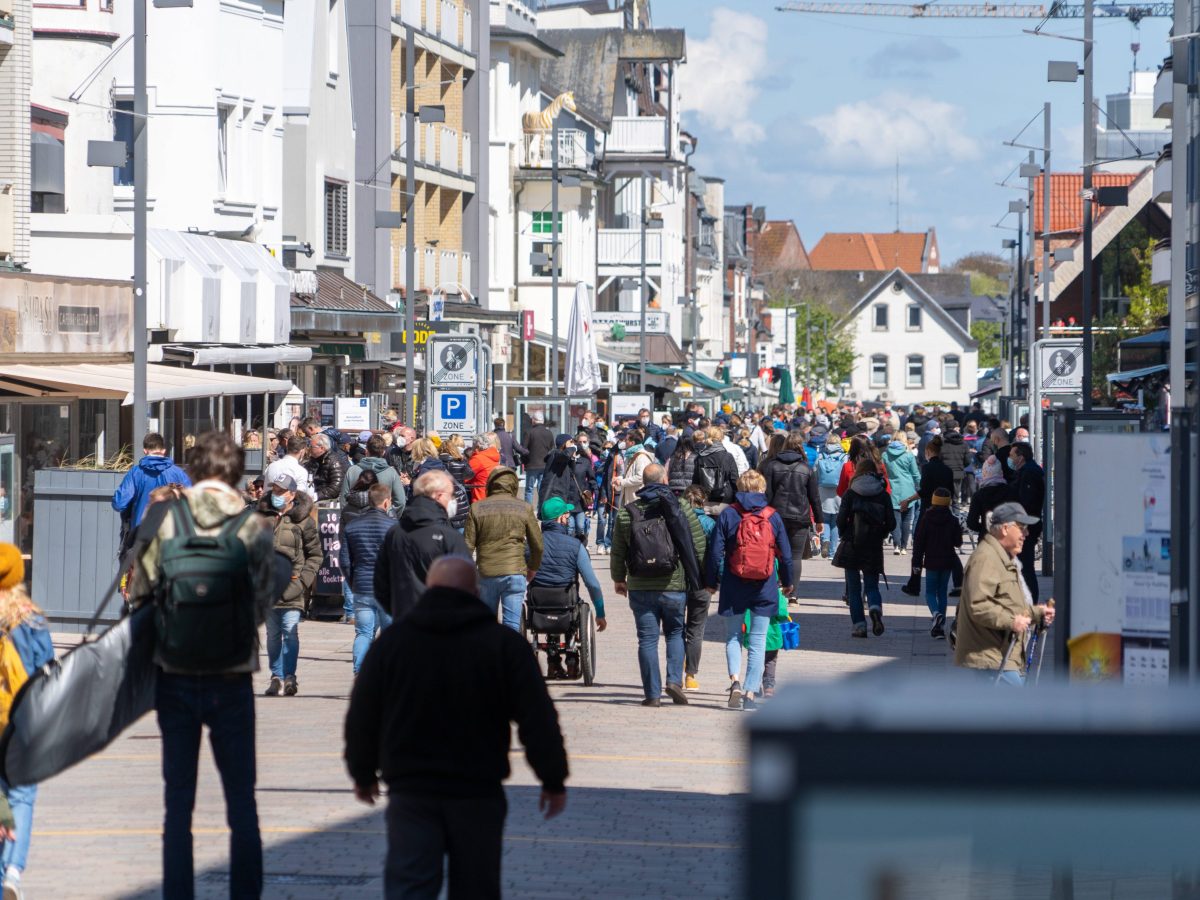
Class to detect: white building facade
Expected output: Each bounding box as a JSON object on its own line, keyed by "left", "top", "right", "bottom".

{"left": 843, "top": 269, "right": 979, "bottom": 406}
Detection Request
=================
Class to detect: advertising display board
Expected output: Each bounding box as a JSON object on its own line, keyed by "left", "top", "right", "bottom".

{"left": 335, "top": 396, "right": 372, "bottom": 432}
{"left": 610, "top": 393, "right": 653, "bottom": 423}
{"left": 313, "top": 507, "right": 343, "bottom": 596}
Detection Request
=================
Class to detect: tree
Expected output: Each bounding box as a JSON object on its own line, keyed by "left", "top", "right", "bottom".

{"left": 1091, "top": 238, "right": 1167, "bottom": 402}
{"left": 763, "top": 269, "right": 856, "bottom": 390}
{"left": 950, "top": 252, "right": 1008, "bottom": 280}
{"left": 970, "top": 320, "right": 1002, "bottom": 369}
{"left": 1125, "top": 239, "right": 1168, "bottom": 332}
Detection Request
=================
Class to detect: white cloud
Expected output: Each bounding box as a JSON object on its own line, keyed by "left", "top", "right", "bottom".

{"left": 808, "top": 92, "right": 980, "bottom": 170}
{"left": 678, "top": 8, "right": 769, "bottom": 144}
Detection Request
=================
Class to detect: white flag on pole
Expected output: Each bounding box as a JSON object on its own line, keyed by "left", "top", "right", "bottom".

{"left": 565, "top": 281, "right": 602, "bottom": 395}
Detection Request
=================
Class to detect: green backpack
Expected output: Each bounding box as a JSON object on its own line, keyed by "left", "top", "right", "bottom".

{"left": 154, "top": 500, "right": 258, "bottom": 674}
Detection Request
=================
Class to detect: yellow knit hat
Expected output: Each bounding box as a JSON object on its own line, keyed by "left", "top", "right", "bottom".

{"left": 428, "top": 433, "right": 443, "bottom": 449}
{"left": 0, "top": 544, "right": 24, "bottom": 590}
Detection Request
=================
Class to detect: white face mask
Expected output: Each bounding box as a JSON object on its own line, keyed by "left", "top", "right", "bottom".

{"left": 394, "top": 436, "right": 408, "bottom": 449}
{"left": 444, "top": 497, "right": 458, "bottom": 519}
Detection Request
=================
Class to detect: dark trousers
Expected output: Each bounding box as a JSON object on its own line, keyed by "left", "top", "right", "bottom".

{"left": 386, "top": 789, "right": 507, "bottom": 900}
{"left": 783, "top": 518, "right": 810, "bottom": 581}
{"left": 156, "top": 672, "right": 261, "bottom": 900}
{"left": 951, "top": 552, "right": 964, "bottom": 590}
{"left": 1019, "top": 535, "right": 1040, "bottom": 602}
{"left": 684, "top": 590, "right": 710, "bottom": 677}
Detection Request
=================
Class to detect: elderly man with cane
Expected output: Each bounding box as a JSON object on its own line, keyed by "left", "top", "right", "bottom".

{"left": 954, "top": 502, "right": 1055, "bottom": 686}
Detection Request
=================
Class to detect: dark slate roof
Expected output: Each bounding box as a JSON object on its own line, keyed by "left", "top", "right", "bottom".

{"left": 290, "top": 269, "right": 396, "bottom": 314}
{"left": 539, "top": 28, "right": 686, "bottom": 127}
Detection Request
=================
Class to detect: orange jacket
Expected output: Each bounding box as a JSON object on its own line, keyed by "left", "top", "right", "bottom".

{"left": 467, "top": 446, "right": 501, "bottom": 502}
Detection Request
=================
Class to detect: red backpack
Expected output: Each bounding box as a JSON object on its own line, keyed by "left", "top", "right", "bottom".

{"left": 727, "top": 504, "right": 777, "bottom": 580}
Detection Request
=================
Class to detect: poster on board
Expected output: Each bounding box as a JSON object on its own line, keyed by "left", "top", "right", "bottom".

{"left": 313, "top": 507, "right": 343, "bottom": 596}
{"left": 611, "top": 393, "right": 652, "bottom": 424}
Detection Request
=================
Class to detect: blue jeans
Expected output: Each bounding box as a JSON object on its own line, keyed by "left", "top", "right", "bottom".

{"left": 571, "top": 511, "right": 590, "bottom": 541}
{"left": 974, "top": 667, "right": 1026, "bottom": 686}
{"left": 480, "top": 574, "right": 527, "bottom": 631}
{"left": 628, "top": 590, "right": 686, "bottom": 699}
{"left": 265, "top": 608, "right": 301, "bottom": 679}
{"left": 598, "top": 505, "right": 617, "bottom": 548}
{"left": 156, "top": 672, "right": 261, "bottom": 900}
{"left": 341, "top": 579, "right": 354, "bottom": 619}
{"left": 725, "top": 612, "right": 770, "bottom": 696}
{"left": 925, "top": 568, "right": 951, "bottom": 617}
{"left": 891, "top": 505, "right": 914, "bottom": 551}
{"left": 845, "top": 569, "right": 882, "bottom": 626}
{"left": 0, "top": 780, "right": 35, "bottom": 875}
{"left": 524, "top": 470, "right": 544, "bottom": 504}
{"left": 352, "top": 592, "right": 393, "bottom": 674}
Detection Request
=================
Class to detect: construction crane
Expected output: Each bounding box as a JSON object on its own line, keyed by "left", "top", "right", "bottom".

{"left": 777, "top": 1, "right": 1171, "bottom": 24}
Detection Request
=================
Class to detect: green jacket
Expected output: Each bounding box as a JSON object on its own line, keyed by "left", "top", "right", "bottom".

{"left": 465, "top": 467, "right": 544, "bottom": 577}
{"left": 743, "top": 588, "right": 790, "bottom": 651}
{"left": 610, "top": 498, "right": 706, "bottom": 593}
{"left": 258, "top": 494, "right": 323, "bottom": 609}
{"left": 955, "top": 533, "right": 1045, "bottom": 672}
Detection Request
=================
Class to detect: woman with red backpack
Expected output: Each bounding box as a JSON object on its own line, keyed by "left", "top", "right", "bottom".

{"left": 704, "top": 470, "right": 794, "bottom": 711}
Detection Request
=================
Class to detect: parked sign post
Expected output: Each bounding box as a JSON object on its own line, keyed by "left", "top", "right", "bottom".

{"left": 1030, "top": 339, "right": 1084, "bottom": 463}
{"left": 425, "top": 334, "right": 487, "bottom": 437}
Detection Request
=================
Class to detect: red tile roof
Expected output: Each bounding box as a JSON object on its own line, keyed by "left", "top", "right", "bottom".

{"left": 808, "top": 230, "right": 933, "bottom": 274}
{"left": 754, "top": 220, "right": 810, "bottom": 272}
{"left": 1032, "top": 172, "right": 1141, "bottom": 236}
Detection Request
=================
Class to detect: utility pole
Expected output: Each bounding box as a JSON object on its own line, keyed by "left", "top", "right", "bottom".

{"left": 805, "top": 304, "right": 811, "bottom": 396}
{"left": 639, "top": 173, "right": 647, "bottom": 394}
{"left": 133, "top": 0, "right": 148, "bottom": 457}
{"left": 1027, "top": 150, "right": 1036, "bottom": 391}
{"left": 1081, "top": 0, "right": 1095, "bottom": 411}
{"left": 404, "top": 26, "right": 416, "bottom": 424}
{"left": 551, "top": 118, "right": 560, "bottom": 392}
{"left": 1015, "top": 208, "right": 1024, "bottom": 404}
{"left": 1042, "top": 103, "right": 1052, "bottom": 340}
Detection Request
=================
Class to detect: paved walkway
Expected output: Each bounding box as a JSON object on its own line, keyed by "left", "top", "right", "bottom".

{"left": 22, "top": 541, "right": 1052, "bottom": 898}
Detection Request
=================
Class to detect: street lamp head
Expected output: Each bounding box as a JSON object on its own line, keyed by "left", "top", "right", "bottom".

{"left": 86, "top": 140, "right": 128, "bottom": 168}
{"left": 374, "top": 210, "right": 405, "bottom": 230}
{"left": 417, "top": 105, "right": 446, "bottom": 124}
{"left": 1001, "top": 239, "right": 1017, "bottom": 249}
{"left": 1008, "top": 200, "right": 1026, "bottom": 214}
{"left": 1019, "top": 163, "right": 1042, "bottom": 178}
{"left": 1047, "top": 60, "right": 1081, "bottom": 82}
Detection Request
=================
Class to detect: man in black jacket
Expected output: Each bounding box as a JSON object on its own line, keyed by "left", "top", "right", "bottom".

{"left": 1008, "top": 442, "right": 1045, "bottom": 601}
{"left": 374, "top": 470, "right": 470, "bottom": 620}
{"left": 345, "top": 556, "right": 568, "bottom": 900}
{"left": 523, "top": 412, "right": 556, "bottom": 504}
{"left": 305, "top": 434, "right": 348, "bottom": 501}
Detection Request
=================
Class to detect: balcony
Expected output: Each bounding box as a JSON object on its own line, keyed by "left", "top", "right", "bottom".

{"left": 522, "top": 130, "right": 593, "bottom": 170}
{"left": 1153, "top": 59, "right": 1172, "bottom": 119}
{"left": 490, "top": 0, "right": 537, "bottom": 33}
{"left": 460, "top": 251, "right": 471, "bottom": 293}
{"left": 599, "top": 228, "right": 663, "bottom": 268}
{"left": 1151, "top": 240, "right": 1171, "bottom": 287}
{"left": 422, "top": 247, "right": 438, "bottom": 291}
{"left": 1153, "top": 147, "right": 1172, "bottom": 204}
{"left": 440, "top": 0, "right": 457, "bottom": 44}
{"left": 439, "top": 249, "right": 458, "bottom": 287}
{"left": 424, "top": 0, "right": 437, "bottom": 33}
{"left": 462, "top": 6, "right": 472, "bottom": 52}
{"left": 0, "top": 10, "right": 12, "bottom": 46}
{"left": 608, "top": 116, "right": 669, "bottom": 156}
{"left": 396, "top": 0, "right": 421, "bottom": 28}
{"left": 0, "top": 186, "right": 12, "bottom": 256}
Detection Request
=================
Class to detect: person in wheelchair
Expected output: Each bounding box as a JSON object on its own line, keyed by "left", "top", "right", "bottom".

{"left": 530, "top": 497, "right": 607, "bottom": 679}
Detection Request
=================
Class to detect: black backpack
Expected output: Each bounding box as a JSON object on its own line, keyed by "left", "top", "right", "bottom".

{"left": 626, "top": 502, "right": 678, "bottom": 577}
{"left": 153, "top": 501, "right": 259, "bottom": 674}
{"left": 696, "top": 454, "right": 734, "bottom": 503}
{"left": 852, "top": 494, "right": 891, "bottom": 548}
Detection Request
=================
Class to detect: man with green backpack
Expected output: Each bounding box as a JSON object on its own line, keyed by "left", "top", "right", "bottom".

{"left": 129, "top": 431, "right": 276, "bottom": 899}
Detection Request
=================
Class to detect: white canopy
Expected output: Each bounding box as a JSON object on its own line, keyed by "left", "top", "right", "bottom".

{"left": 0, "top": 363, "right": 294, "bottom": 405}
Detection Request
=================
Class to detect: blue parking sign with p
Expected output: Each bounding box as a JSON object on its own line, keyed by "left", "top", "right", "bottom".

{"left": 441, "top": 393, "right": 467, "bottom": 420}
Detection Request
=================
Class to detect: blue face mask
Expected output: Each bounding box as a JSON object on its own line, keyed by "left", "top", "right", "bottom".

{"left": 1004, "top": 455, "right": 1013, "bottom": 470}
{"left": 270, "top": 492, "right": 288, "bottom": 510}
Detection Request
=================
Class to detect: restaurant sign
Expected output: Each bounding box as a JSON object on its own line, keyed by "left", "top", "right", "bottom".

{"left": 0, "top": 274, "right": 131, "bottom": 354}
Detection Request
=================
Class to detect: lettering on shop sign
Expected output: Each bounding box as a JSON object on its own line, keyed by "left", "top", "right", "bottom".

{"left": 17, "top": 294, "right": 55, "bottom": 336}
{"left": 57, "top": 305, "right": 101, "bottom": 334}
{"left": 315, "top": 507, "right": 343, "bottom": 595}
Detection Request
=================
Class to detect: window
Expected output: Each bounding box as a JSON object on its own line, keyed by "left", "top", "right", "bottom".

{"left": 870, "top": 355, "right": 888, "bottom": 388}
{"left": 113, "top": 100, "right": 134, "bottom": 186}
{"left": 872, "top": 304, "right": 888, "bottom": 331}
{"left": 216, "top": 105, "right": 231, "bottom": 193}
{"left": 327, "top": 0, "right": 339, "bottom": 79}
{"left": 906, "top": 355, "right": 924, "bottom": 389}
{"left": 531, "top": 241, "right": 560, "bottom": 277}
{"left": 907, "top": 304, "right": 922, "bottom": 331}
{"left": 532, "top": 211, "right": 563, "bottom": 235}
{"left": 942, "top": 355, "right": 961, "bottom": 389}
{"left": 324, "top": 179, "right": 348, "bottom": 257}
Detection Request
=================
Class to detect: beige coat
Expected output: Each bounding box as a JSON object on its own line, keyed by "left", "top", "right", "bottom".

{"left": 954, "top": 533, "right": 1044, "bottom": 672}
{"left": 618, "top": 450, "right": 655, "bottom": 508}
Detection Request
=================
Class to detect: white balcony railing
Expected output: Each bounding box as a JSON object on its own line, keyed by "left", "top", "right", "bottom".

{"left": 598, "top": 228, "right": 663, "bottom": 267}
{"left": 0, "top": 188, "right": 13, "bottom": 256}
{"left": 440, "top": 0, "right": 457, "bottom": 43}
{"left": 424, "top": 0, "right": 437, "bottom": 32}
{"left": 1153, "top": 152, "right": 1172, "bottom": 204}
{"left": 1151, "top": 241, "right": 1171, "bottom": 287}
{"left": 1153, "top": 61, "right": 1173, "bottom": 119}
{"left": 421, "top": 122, "right": 439, "bottom": 167}
{"left": 461, "top": 132, "right": 471, "bottom": 176}
{"left": 608, "top": 116, "right": 668, "bottom": 155}
{"left": 460, "top": 251, "right": 472, "bottom": 292}
{"left": 522, "top": 130, "right": 591, "bottom": 170}
{"left": 462, "top": 6, "right": 473, "bottom": 51}
{"left": 423, "top": 247, "right": 438, "bottom": 291}
{"left": 440, "top": 249, "right": 458, "bottom": 287}
{"left": 398, "top": 0, "right": 421, "bottom": 28}
{"left": 442, "top": 126, "right": 457, "bottom": 172}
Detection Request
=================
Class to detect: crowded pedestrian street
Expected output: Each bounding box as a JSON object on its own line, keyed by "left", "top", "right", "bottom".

{"left": 19, "top": 548, "right": 1049, "bottom": 900}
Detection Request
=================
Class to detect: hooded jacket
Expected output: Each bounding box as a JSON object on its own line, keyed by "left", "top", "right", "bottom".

{"left": 762, "top": 450, "right": 822, "bottom": 526}
{"left": 465, "top": 467, "right": 543, "bottom": 577}
{"left": 112, "top": 453, "right": 193, "bottom": 527}
{"left": 966, "top": 482, "right": 1010, "bottom": 539}
{"left": 911, "top": 504, "right": 963, "bottom": 571}
{"left": 706, "top": 491, "right": 795, "bottom": 617}
{"left": 883, "top": 441, "right": 921, "bottom": 510}
{"left": 257, "top": 493, "right": 322, "bottom": 609}
{"left": 834, "top": 473, "right": 897, "bottom": 575}
{"left": 919, "top": 457, "right": 955, "bottom": 507}
{"left": 467, "top": 446, "right": 501, "bottom": 503}
{"left": 344, "top": 585, "right": 568, "bottom": 796}
{"left": 342, "top": 454, "right": 407, "bottom": 515}
{"left": 941, "top": 431, "right": 970, "bottom": 480}
{"left": 374, "top": 495, "right": 471, "bottom": 621}
{"left": 955, "top": 534, "right": 1046, "bottom": 672}
{"left": 618, "top": 446, "right": 655, "bottom": 508}
{"left": 610, "top": 482, "right": 706, "bottom": 594}
{"left": 692, "top": 443, "right": 738, "bottom": 504}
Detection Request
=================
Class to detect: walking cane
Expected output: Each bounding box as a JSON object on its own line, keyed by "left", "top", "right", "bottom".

{"left": 1033, "top": 599, "right": 1055, "bottom": 685}
{"left": 994, "top": 632, "right": 1019, "bottom": 685}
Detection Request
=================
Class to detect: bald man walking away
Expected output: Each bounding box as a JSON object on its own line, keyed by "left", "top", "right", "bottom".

{"left": 345, "top": 557, "right": 568, "bottom": 900}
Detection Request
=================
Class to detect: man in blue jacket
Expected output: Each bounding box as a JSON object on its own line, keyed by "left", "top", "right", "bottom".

{"left": 339, "top": 483, "right": 397, "bottom": 674}
{"left": 111, "top": 432, "right": 191, "bottom": 537}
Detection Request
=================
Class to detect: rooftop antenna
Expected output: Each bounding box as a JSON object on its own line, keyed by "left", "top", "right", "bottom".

{"left": 1131, "top": 41, "right": 1140, "bottom": 71}
{"left": 890, "top": 154, "right": 901, "bottom": 233}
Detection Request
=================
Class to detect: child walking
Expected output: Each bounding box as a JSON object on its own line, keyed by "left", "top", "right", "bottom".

{"left": 911, "top": 487, "right": 962, "bottom": 639}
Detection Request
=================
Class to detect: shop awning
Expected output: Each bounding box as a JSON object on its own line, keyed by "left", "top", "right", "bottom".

{"left": 626, "top": 363, "right": 739, "bottom": 394}
{"left": 0, "top": 362, "right": 294, "bottom": 404}
{"left": 1106, "top": 362, "right": 1194, "bottom": 384}
{"left": 159, "top": 344, "right": 314, "bottom": 366}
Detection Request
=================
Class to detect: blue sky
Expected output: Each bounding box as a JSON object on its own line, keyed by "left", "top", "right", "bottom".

{"left": 651, "top": 0, "right": 1171, "bottom": 265}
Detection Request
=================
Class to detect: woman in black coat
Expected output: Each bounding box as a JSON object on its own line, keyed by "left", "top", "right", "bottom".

{"left": 762, "top": 430, "right": 823, "bottom": 576}
{"left": 834, "top": 457, "right": 897, "bottom": 638}
{"left": 667, "top": 435, "right": 697, "bottom": 495}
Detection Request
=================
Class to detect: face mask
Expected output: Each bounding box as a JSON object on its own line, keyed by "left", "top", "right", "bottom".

{"left": 640, "top": 417, "right": 649, "bottom": 425}
{"left": 1004, "top": 455, "right": 1013, "bottom": 470}
{"left": 270, "top": 493, "right": 288, "bottom": 510}
{"left": 444, "top": 498, "right": 458, "bottom": 519}
{"left": 617, "top": 441, "right": 626, "bottom": 451}
{"left": 564, "top": 446, "right": 577, "bottom": 458}
{"left": 394, "top": 436, "right": 408, "bottom": 449}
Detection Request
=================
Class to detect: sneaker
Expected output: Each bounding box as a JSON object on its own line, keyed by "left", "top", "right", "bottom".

{"left": 820, "top": 540, "right": 830, "bottom": 559}
{"left": 684, "top": 674, "right": 700, "bottom": 691}
{"left": 870, "top": 608, "right": 885, "bottom": 636}
{"left": 949, "top": 587, "right": 962, "bottom": 598}
{"left": 762, "top": 686, "right": 775, "bottom": 698}
{"left": 930, "top": 613, "right": 946, "bottom": 639}
{"left": 893, "top": 547, "right": 902, "bottom": 555}
{"left": 742, "top": 695, "right": 758, "bottom": 711}
{"left": 899, "top": 549, "right": 907, "bottom": 556}
{"left": 665, "top": 683, "right": 689, "bottom": 705}
{"left": 852, "top": 623, "right": 868, "bottom": 638}
{"left": 3, "top": 882, "right": 22, "bottom": 900}
{"left": 264, "top": 677, "right": 282, "bottom": 697}
{"left": 727, "top": 680, "right": 744, "bottom": 709}
{"left": 948, "top": 618, "right": 958, "bottom": 650}
{"left": 641, "top": 697, "right": 661, "bottom": 707}
{"left": 283, "top": 675, "right": 299, "bottom": 697}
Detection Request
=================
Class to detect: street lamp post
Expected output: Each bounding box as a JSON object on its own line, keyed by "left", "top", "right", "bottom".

{"left": 1081, "top": 0, "right": 1095, "bottom": 412}
{"left": 404, "top": 25, "right": 416, "bottom": 425}
{"left": 551, "top": 120, "right": 560, "bottom": 392}
{"left": 132, "top": 0, "right": 148, "bottom": 458}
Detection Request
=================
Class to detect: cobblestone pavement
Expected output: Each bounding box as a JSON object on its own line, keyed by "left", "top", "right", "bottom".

{"left": 24, "top": 540, "right": 1053, "bottom": 899}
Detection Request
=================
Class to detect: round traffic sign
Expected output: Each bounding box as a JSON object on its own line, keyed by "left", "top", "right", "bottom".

{"left": 1049, "top": 349, "right": 1078, "bottom": 377}
{"left": 440, "top": 344, "right": 469, "bottom": 372}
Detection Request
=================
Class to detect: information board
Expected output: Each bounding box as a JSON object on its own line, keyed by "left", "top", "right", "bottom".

{"left": 610, "top": 393, "right": 653, "bottom": 423}
{"left": 335, "top": 396, "right": 372, "bottom": 432}
{"left": 313, "top": 507, "right": 343, "bottom": 596}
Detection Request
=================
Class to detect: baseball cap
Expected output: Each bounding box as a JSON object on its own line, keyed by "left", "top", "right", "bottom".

{"left": 358, "top": 430, "right": 373, "bottom": 443}
{"left": 540, "top": 496, "right": 575, "bottom": 521}
{"left": 990, "top": 502, "right": 1039, "bottom": 526}
{"left": 272, "top": 473, "right": 297, "bottom": 492}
